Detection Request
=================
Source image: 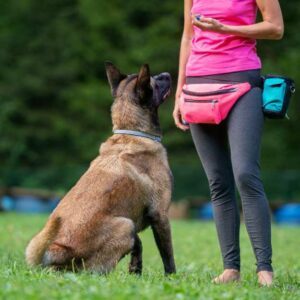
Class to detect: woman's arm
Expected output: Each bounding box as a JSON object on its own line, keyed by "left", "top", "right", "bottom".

{"left": 173, "top": 0, "right": 194, "bottom": 131}
{"left": 192, "top": 0, "right": 284, "bottom": 40}
{"left": 176, "top": 0, "right": 194, "bottom": 98}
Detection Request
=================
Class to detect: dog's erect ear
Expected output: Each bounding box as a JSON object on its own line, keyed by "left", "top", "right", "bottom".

{"left": 104, "top": 61, "right": 127, "bottom": 97}
{"left": 135, "top": 64, "right": 151, "bottom": 97}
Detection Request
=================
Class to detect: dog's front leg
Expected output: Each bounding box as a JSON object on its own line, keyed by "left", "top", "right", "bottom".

{"left": 128, "top": 234, "right": 142, "bottom": 275}
{"left": 149, "top": 212, "right": 176, "bottom": 275}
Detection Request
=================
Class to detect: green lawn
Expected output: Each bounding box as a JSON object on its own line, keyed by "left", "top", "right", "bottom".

{"left": 0, "top": 213, "right": 299, "bottom": 300}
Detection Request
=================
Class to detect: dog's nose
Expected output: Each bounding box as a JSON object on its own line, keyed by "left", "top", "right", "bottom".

{"left": 154, "top": 72, "right": 171, "bottom": 82}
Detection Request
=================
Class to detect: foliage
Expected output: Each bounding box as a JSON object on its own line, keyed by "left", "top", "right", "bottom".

{"left": 0, "top": 1, "right": 299, "bottom": 198}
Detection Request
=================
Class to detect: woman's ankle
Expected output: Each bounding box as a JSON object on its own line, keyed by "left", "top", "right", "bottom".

{"left": 256, "top": 264, "right": 273, "bottom": 273}
{"left": 224, "top": 268, "right": 240, "bottom": 273}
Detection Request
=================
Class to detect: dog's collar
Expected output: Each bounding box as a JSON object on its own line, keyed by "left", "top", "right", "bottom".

{"left": 113, "top": 129, "right": 162, "bottom": 143}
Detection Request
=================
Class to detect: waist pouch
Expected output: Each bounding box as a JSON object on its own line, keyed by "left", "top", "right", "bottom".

{"left": 262, "top": 75, "right": 296, "bottom": 119}
{"left": 179, "top": 82, "right": 251, "bottom": 124}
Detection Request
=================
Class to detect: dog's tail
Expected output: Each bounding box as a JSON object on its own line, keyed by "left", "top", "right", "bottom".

{"left": 25, "top": 216, "right": 61, "bottom": 267}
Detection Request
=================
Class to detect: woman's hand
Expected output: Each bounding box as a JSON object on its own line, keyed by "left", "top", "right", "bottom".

{"left": 173, "top": 95, "right": 189, "bottom": 131}
{"left": 192, "top": 15, "right": 225, "bottom": 33}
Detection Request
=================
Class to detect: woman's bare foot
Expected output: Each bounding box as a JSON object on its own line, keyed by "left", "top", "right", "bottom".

{"left": 212, "top": 269, "right": 240, "bottom": 284}
{"left": 257, "top": 271, "right": 273, "bottom": 287}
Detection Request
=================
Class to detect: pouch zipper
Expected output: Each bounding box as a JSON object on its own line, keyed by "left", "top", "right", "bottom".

{"left": 184, "top": 99, "right": 218, "bottom": 109}
{"left": 182, "top": 87, "right": 237, "bottom": 97}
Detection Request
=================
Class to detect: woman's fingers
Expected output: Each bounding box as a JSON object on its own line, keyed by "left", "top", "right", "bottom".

{"left": 175, "top": 116, "right": 189, "bottom": 131}
{"left": 192, "top": 19, "right": 212, "bottom": 30}
{"left": 199, "top": 17, "right": 215, "bottom": 24}
{"left": 192, "top": 14, "right": 214, "bottom": 24}
{"left": 173, "top": 106, "right": 189, "bottom": 131}
{"left": 192, "top": 15, "right": 223, "bottom": 32}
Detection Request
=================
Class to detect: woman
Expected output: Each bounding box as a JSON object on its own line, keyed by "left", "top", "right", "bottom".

{"left": 173, "top": 0, "right": 284, "bottom": 286}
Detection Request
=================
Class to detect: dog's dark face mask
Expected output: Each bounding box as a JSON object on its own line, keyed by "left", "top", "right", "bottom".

{"left": 105, "top": 62, "right": 172, "bottom": 134}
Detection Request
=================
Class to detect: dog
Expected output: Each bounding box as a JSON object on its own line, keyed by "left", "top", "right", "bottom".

{"left": 25, "top": 62, "right": 176, "bottom": 275}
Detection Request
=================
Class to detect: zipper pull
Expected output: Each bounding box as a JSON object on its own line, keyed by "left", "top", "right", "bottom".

{"left": 212, "top": 100, "right": 217, "bottom": 110}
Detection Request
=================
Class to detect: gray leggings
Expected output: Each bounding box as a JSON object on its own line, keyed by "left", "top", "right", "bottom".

{"left": 187, "top": 69, "right": 273, "bottom": 272}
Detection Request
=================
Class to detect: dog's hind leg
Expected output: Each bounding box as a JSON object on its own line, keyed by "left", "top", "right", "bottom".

{"left": 85, "top": 217, "right": 135, "bottom": 274}
{"left": 128, "top": 234, "right": 142, "bottom": 275}
{"left": 149, "top": 212, "right": 176, "bottom": 275}
{"left": 25, "top": 217, "right": 61, "bottom": 267}
{"left": 42, "top": 243, "right": 75, "bottom": 270}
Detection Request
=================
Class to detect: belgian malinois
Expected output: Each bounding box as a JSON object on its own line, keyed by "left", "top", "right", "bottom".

{"left": 25, "top": 62, "right": 176, "bottom": 275}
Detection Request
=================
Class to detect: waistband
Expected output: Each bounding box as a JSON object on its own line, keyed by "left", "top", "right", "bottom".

{"left": 186, "top": 69, "right": 263, "bottom": 88}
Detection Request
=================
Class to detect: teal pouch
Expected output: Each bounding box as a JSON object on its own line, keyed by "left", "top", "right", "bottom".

{"left": 262, "top": 75, "right": 295, "bottom": 119}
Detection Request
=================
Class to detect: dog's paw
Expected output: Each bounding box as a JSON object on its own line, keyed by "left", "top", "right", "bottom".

{"left": 129, "top": 264, "right": 142, "bottom": 275}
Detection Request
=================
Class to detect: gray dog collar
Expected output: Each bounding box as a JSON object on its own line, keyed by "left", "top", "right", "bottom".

{"left": 113, "top": 129, "right": 162, "bottom": 143}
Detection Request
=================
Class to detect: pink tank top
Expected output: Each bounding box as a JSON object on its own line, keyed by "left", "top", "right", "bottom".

{"left": 186, "top": 0, "right": 261, "bottom": 76}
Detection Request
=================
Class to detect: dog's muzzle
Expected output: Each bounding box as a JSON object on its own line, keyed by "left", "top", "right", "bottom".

{"left": 153, "top": 73, "right": 172, "bottom": 103}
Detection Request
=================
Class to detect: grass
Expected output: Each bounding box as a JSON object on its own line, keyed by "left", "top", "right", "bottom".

{"left": 0, "top": 213, "right": 299, "bottom": 300}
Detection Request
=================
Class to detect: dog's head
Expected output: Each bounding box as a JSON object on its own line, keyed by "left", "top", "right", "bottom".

{"left": 105, "top": 62, "right": 171, "bottom": 135}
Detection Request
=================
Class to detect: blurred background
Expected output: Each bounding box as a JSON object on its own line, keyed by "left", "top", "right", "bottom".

{"left": 0, "top": 0, "right": 299, "bottom": 222}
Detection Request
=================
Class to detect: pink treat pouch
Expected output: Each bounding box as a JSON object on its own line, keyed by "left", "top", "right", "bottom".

{"left": 180, "top": 82, "right": 251, "bottom": 124}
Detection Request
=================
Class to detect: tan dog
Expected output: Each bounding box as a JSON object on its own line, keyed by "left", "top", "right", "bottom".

{"left": 25, "top": 62, "right": 176, "bottom": 275}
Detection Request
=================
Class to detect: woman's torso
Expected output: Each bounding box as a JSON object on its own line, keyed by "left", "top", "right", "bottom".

{"left": 186, "top": 0, "right": 261, "bottom": 76}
